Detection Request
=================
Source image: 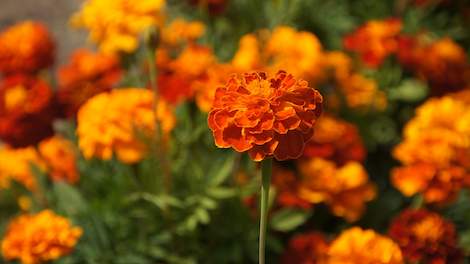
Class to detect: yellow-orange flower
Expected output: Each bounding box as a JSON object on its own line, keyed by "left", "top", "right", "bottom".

{"left": 0, "top": 146, "right": 44, "bottom": 190}
{"left": 325, "top": 227, "right": 403, "bottom": 264}
{"left": 57, "top": 49, "right": 122, "bottom": 117}
{"left": 298, "top": 158, "right": 376, "bottom": 222}
{"left": 160, "top": 19, "right": 205, "bottom": 47}
{"left": 208, "top": 71, "right": 323, "bottom": 161}
{"left": 77, "top": 88, "right": 176, "bottom": 164}
{"left": 0, "top": 21, "right": 55, "bottom": 74}
{"left": 1, "top": 210, "right": 82, "bottom": 264}
{"left": 194, "top": 63, "right": 235, "bottom": 112}
{"left": 71, "top": 0, "right": 165, "bottom": 54}
{"left": 231, "top": 34, "right": 262, "bottom": 72}
{"left": 38, "top": 136, "right": 79, "bottom": 184}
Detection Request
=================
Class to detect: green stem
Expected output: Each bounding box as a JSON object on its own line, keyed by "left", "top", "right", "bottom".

{"left": 259, "top": 158, "right": 272, "bottom": 264}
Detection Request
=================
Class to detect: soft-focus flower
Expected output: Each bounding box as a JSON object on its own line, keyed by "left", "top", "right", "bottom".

{"left": 0, "top": 21, "right": 55, "bottom": 75}
{"left": 272, "top": 166, "right": 311, "bottom": 210}
{"left": 280, "top": 232, "right": 329, "bottom": 264}
{"left": 38, "top": 136, "right": 79, "bottom": 184}
{"left": 208, "top": 71, "right": 323, "bottom": 161}
{"left": 231, "top": 34, "right": 262, "bottom": 72}
{"left": 389, "top": 209, "right": 463, "bottom": 264}
{"left": 194, "top": 63, "right": 235, "bottom": 112}
{"left": 77, "top": 88, "right": 176, "bottom": 164}
{"left": 298, "top": 158, "right": 375, "bottom": 222}
{"left": 1, "top": 210, "right": 82, "bottom": 264}
{"left": 302, "top": 115, "right": 366, "bottom": 165}
{"left": 392, "top": 94, "right": 470, "bottom": 204}
{"left": 0, "top": 146, "right": 44, "bottom": 190}
{"left": 0, "top": 75, "right": 55, "bottom": 147}
{"left": 57, "top": 49, "right": 122, "bottom": 117}
{"left": 160, "top": 19, "right": 205, "bottom": 46}
{"left": 325, "top": 227, "right": 403, "bottom": 264}
{"left": 344, "top": 18, "right": 402, "bottom": 67}
{"left": 71, "top": 0, "right": 165, "bottom": 54}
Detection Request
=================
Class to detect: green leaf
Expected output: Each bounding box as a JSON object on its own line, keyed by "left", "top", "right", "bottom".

{"left": 207, "top": 187, "right": 237, "bottom": 199}
{"left": 53, "top": 181, "right": 87, "bottom": 215}
{"left": 389, "top": 79, "right": 428, "bottom": 102}
{"left": 270, "top": 208, "right": 311, "bottom": 232}
{"left": 207, "top": 154, "right": 235, "bottom": 186}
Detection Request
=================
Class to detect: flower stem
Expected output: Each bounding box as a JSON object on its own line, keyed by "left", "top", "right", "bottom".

{"left": 259, "top": 158, "right": 272, "bottom": 264}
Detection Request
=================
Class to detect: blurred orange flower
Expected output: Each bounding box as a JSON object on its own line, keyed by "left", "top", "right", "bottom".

{"left": 57, "top": 49, "right": 122, "bottom": 117}
{"left": 389, "top": 209, "right": 463, "bottom": 264}
{"left": 280, "top": 232, "right": 329, "bottom": 264}
{"left": 38, "top": 136, "right": 79, "bottom": 184}
{"left": 208, "top": 71, "right": 323, "bottom": 161}
{"left": 298, "top": 158, "right": 376, "bottom": 222}
{"left": 272, "top": 166, "right": 311, "bottom": 210}
{"left": 0, "top": 75, "right": 55, "bottom": 147}
{"left": 344, "top": 18, "right": 402, "bottom": 67}
{"left": 0, "top": 146, "right": 44, "bottom": 190}
{"left": 160, "top": 19, "right": 205, "bottom": 47}
{"left": 1, "top": 210, "right": 82, "bottom": 264}
{"left": 77, "top": 88, "right": 176, "bottom": 164}
{"left": 325, "top": 227, "right": 403, "bottom": 264}
{"left": 0, "top": 21, "right": 55, "bottom": 75}
{"left": 194, "top": 63, "right": 235, "bottom": 112}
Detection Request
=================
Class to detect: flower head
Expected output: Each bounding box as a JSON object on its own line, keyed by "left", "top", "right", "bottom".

{"left": 38, "top": 136, "right": 79, "bottom": 184}
{"left": 0, "top": 146, "right": 44, "bottom": 190}
{"left": 280, "top": 232, "right": 329, "bottom": 264}
{"left": 1, "top": 210, "right": 82, "bottom": 264}
{"left": 57, "top": 49, "right": 122, "bottom": 117}
{"left": 77, "top": 88, "right": 176, "bottom": 163}
{"left": 389, "top": 209, "right": 463, "bottom": 264}
{"left": 0, "top": 21, "right": 55, "bottom": 74}
{"left": 208, "top": 71, "right": 322, "bottom": 161}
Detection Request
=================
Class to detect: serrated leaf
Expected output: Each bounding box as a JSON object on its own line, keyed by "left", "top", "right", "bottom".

{"left": 270, "top": 208, "right": 311, "bottom": 232}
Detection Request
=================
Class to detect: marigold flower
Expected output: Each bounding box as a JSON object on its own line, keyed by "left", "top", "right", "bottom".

{"left": 160, "top": 19, "right": 205, "bottom": 46}
{"left": 298, "top": 158, "right": 375, "bottom": 222}
{"left": 325, "top": 227, "right": 403, "bottom": 264}
{"left": 57, "top": 49, "right": 122, "bottom": 117}
{"left": 38, "top": 136, "right": 79, "bottom": 184}
{"left": 71, "top": 0, "right": 165, "bottom": 54}
{"left": 302, "top": 115, "right": 366, "bottom": 165}
{"left": 272, "top": 166, "right": 311, "bottom": 210}
{"left": 0, "top": 21, "right": 55, "bottom": 74}
{"left": 280, "top": 232, "right": 329, "bottom": 264}
{"left": 0, "top": 146, "right": 45, "bottom": 190}
{"left": 208, "top": 71, "right": 323, "bottom": 161}
{"left": 389, "top": 209, "right": 463, "bottom": 264}
{"left": 77, "top": 88, "right": 176, "bottom": 164}
{"left": 344, "top": 18, "right": 402, "bottom": 67}
{"left": 0, "top": 75, "right": 55, "bottom": 147}
{"left": 194, "top": 63, "right": 235, "bottom": 112}
{"left": 231, "top": 34, "right": 262, "bottom": 72}
{"left": 1, "top": 210, "right": 82, "bottom": 264}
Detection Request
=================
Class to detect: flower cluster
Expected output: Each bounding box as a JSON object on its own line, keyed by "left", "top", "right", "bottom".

{"left": 1, "top": 210, "right": 82, "bottom": 264}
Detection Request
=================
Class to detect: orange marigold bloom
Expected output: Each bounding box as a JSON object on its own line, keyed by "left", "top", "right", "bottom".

{"left": 389, "top": 209, "right": 463, "bottom": 264}
{"left": 280, "top": 232, "right": 329, "bottom": 264}
{"left": 38, "top": 136, "right": 79, "bottom": 184}
{"left": 325, "top": 227, "right": 403, "bottom": 264}
{"left": 208, "top": 71, "right": 323, "bottom": 161}
{"left": 0, "top": 75, "right": 55, "bottom": 147}
{"left": 160, "top": 19, "right": 205, "bottom": 46}
{"left": 57, "top": 49, "right": 122, "bottom": 117}
{"left": 1, "top": 210, "right": 82, "bottom": 264}
{"left": 194, "top": 63, "right": 235, "bottom": 112}
{"left": 344, "top": 18, "right": 402, "bottom": 68}
{"left": 272, "top": 166, "right": 311, "bottom": 210}
{"left": 302, "top": 115, "right": 366, "bottom": 165}
{"left": 298, "top": 158, "right": 376, "bottom": 222}
{"left": 0, "top": 146, "right": 45, "bottom": 190}
{"left": 392, "top": 95, "right": 470, "bottom": 204}
{"left": 0, "top": 21, "right": 55, "bottom": 75}
{"left": 77, "top": 88, "right": 176, "bottom": 164}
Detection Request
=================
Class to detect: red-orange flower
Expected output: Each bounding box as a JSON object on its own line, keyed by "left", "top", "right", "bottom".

{"left": 280, "top": 232, "right": 329, "bottom": 264}
{"left": 272, "top": 166, "right": 311, "bottom": 210}
{"left": 208, "top": 71, "right": 323, "bottom": 161}
{"left": 57, "top": 49, "right": 122, "bottom": 117}
{"left": 38, "top": 136, "right": 79, "bottom": 184}
{"left": 0, "top": 21, "right": 55, "bottom": 75}
{"left": 389, "top": 209, "right": 463, "bottom": 264}
{"left": 0, "top": 75, "right": 55, "bottom": 147}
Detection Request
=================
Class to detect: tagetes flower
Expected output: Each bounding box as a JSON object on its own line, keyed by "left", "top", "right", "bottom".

{"left": 71, "top": 0, "right": 165, "bottom": 54}
{"left": 0, "top": 146, "right": 44, "bottom": 190}
{"left": 303, "top": 115, "right": 366, "bottom": 165}
{"left": 0, "top": 21, "right": 55, "bottom": 75}
{"left": 389, "top": 209, "right": 463, "bottom": 264}
{"left": 160, "top": 19, "right": 205, "bottom": 46}
{"left": 208, "top": 71, "right": 323, "bottom": 161}
{"left": 77, "top": 88, "right": 176, "bottom": 164}
{"left": 344, "top": 18, "right": 402, "bottom": 67}
{"left": 38, "top": 136, "right": 79, "bottom": 184}
{"left": 0, "top": 75, "right": 55, "bottom": 147}
{"left": 194, "top": 63, "right": 235, "bottom": 112}
{"left": 326, "top": 227, "right": 403, "bottom": 264}
{"left": 232, "top": 34, "right": 262, "bottom": 72}
{"left": 272, "top": 166, "right": 311, "bottom": 209}
{"left": 57, "top": 49, "right": 122, "bottom": 117}
{"left": 392, "top": 95, "right": 470, "bottom": 204}
{"left": 1, "top": 210, "right": 82, "bottom": 264}
{"left": 298, "top": 158, "right": 375, "bottom": 221}
{"left": 280, "top": 232, "right": 329, "bottom": 264}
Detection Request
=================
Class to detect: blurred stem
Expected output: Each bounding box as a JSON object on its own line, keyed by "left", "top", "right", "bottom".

{"left": 259, "top": 158, "right": 272, "bottom": 264}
